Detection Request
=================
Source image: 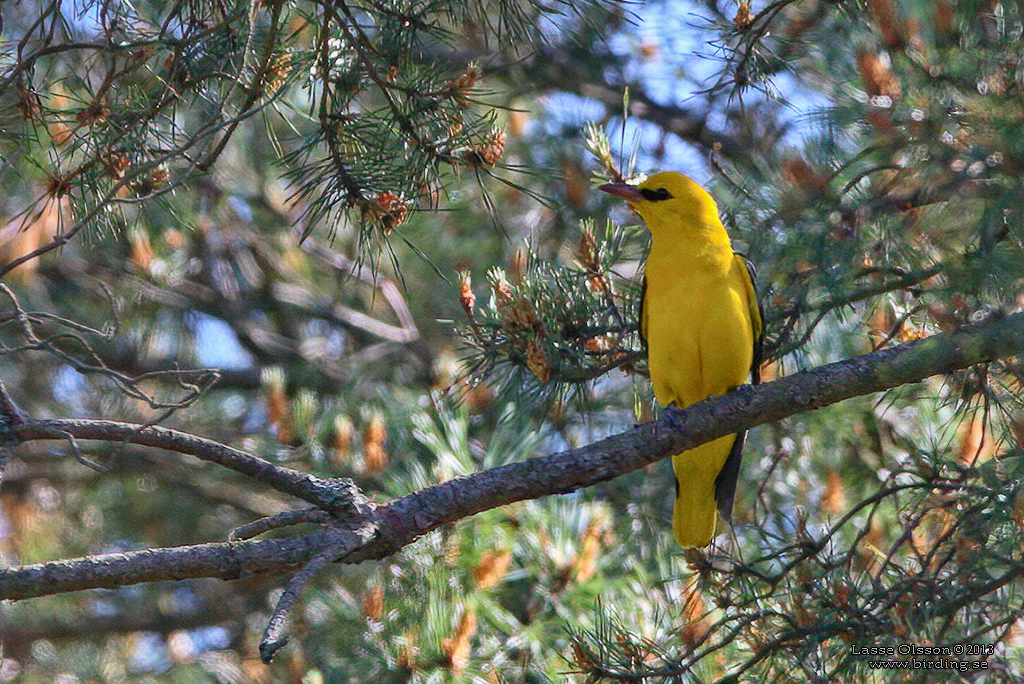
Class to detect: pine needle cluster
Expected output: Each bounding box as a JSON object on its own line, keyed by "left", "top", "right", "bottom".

{"left": 0, "top": 0, "right": 585, "bottom": 247}
{"left": 456, "top": 218, "right": 647, "bottom": 408}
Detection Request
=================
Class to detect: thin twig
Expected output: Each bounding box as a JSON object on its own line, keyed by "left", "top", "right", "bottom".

{"left": 259, "top": 546, "right": 343, "bottom": 662}
{"left": 229, "top": 508, "right": 334, "bottom": 541}
{"left": 14, "top": 418, "right": 371, "bottom": 514}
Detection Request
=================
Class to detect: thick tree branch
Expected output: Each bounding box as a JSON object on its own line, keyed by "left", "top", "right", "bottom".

{"left": 0, "top": 532, "right": 339, "bottom": 599}
{"left": 368, "top": 311, "right": 1024, "bottom": 555}
{"left": 1, "top": 311, "right": 1023, "bottom": 601}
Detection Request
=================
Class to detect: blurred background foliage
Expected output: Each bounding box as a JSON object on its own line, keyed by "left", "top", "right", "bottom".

{"left": 3, "top": 0, "right": 1024, "bottom": 681}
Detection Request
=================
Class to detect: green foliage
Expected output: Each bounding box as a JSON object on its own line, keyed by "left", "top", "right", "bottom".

{"left": 283, "top": 401, "right": 664, "bottom": 683}
{"left": 555, "top": 1, "right": 1024, "bottom": 680}
{"left": 0, "top": 0, "right": 600, "bottom": 248}
{"left": 457, "top": 219, "right": 647, "bottom": 409}
{"left": 7, "top": 0, "right": 1024, "bottom": 681}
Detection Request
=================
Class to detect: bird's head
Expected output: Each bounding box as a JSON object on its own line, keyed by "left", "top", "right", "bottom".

{"left": 599, "top": 171, "right": 720, "bottom": 234}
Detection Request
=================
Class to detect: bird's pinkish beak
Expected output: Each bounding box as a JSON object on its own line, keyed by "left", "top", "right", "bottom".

{"left": 599, "top": 183, "right": 645, "bottom": 204}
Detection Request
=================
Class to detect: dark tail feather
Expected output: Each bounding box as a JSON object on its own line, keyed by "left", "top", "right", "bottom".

{"left": 714, "top": 430, "right": 746, "bottom": 522}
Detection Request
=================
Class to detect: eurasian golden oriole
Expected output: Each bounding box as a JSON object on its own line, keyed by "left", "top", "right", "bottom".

{"left": 601, "top": 172, "right": 763, "bottom": 547}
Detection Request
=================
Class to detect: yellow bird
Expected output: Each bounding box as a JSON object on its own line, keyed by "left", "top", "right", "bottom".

{"left": 601, "top": 172, "right": 763, "bottom": 547}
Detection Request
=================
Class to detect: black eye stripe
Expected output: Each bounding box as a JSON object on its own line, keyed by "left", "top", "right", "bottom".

{"left": 640, "top": 187, "right": 672, "bottom": 201}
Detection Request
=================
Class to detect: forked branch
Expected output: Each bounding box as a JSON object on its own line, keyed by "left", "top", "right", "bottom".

{"left": 0, "top": 310, "right": 1023, "bottom": 656}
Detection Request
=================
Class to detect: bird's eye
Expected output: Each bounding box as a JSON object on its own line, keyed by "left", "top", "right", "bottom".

{"left": 640, "top": 187, "right": 673, "bottom": 201}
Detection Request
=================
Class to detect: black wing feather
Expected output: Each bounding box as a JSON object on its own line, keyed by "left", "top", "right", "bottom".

{"left": 714, "top": 254, "right": 765, "bottom": 522}
{"left": 744, "top": 256, "right": 765, "bottom": 384}
{"left": 638, "top": 275, "right": 648, "bottom": 348}
{"left": 715, "top": 431, "right": 746, "bottom": 522}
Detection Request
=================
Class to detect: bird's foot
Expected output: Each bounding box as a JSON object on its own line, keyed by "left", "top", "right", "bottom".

{"left": 662, "top": 402, "right": 688, "bottom": 431}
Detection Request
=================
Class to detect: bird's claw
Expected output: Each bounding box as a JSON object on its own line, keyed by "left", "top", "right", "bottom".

{"left": 662, "top": 402, "right": 687, "bottom": 430}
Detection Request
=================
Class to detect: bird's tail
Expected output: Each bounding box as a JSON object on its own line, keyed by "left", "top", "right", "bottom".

{"left": 672, "top": 434, "right": 737, "bottom": 547}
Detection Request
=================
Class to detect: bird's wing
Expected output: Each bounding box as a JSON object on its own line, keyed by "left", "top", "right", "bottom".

{"left": 739, "top": 253, "right": 764, "bottom": 385}
{"left": 638, "top": 275, "right": 649, "bottom": 348}
{"left": 714, "top": 253, "right": 765, "bottom": 521}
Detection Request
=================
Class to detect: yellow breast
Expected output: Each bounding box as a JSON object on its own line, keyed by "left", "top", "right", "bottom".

{"left": 643, "top": 242, "right": 754, "bottom": 409}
